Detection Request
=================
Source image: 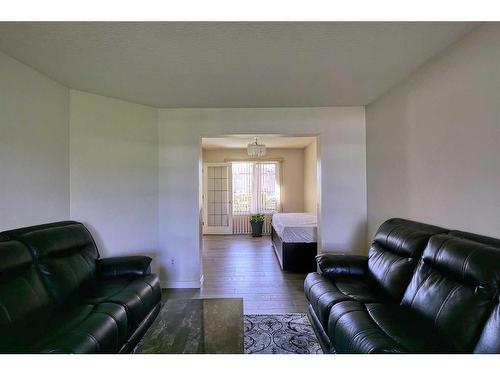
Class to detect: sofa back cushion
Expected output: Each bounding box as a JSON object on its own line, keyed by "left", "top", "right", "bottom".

{"left": 368, "top": 218, "right": 447, "bottom": 301}
{"left": 0, "top": 239, "right": 53, "bottom": 351}
{"left": 448, "top": 229, "right": 500, "bottom": 354}
{"left": 473, "top": 302, "right": 500, "bottom": 353}
{"left": 401, "top": 234, "right": 500, "bottom": 352}
{"left": 3, "top": 221, "right": 99, "bottom": 302}
{"left": 448, "top": 230, "right": 500, "bottom": 249}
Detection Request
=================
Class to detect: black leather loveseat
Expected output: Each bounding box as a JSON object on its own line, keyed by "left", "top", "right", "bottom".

{"left": 305, "top": 218, "right": 500, "bottom": 353}
{"left": 0, "top": 221, "right": 161, "bottom": 353}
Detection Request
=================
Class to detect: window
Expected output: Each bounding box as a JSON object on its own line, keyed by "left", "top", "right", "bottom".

{"left": 232, "top": 162, "right": 252, "bottom": 214}
{"left": 256, "top": 162, "right": 279, "bottom": 213}
{"left": 232, "top": 161, "right": 280, "bottom": 215}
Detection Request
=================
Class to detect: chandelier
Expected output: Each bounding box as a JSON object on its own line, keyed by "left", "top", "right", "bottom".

{"left": 247, "top": 137, "right": 266, "bottom": 157}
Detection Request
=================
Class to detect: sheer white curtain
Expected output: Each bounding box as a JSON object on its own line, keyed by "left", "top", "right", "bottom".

{"left": 232, "top": 161, "right": 281, "bottom": 234}
{"left": 252, "top": 162, "right": 281, "bottom": 213}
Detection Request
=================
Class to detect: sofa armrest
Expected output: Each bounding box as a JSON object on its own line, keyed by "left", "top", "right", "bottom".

{"left": 96, "top": 256, "right": 152, "bottom": 279}
{"left": 316, "top": 254, "right": 368, "bottom": 279}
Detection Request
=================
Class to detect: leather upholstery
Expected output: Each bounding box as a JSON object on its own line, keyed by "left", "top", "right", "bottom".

{"left": 447, "top": 228, "right": 500, "bottom": 354}
{"left": 474, "top": 303, "right": 500, "bottom": 354}
{"left": 0, "top": 240, "right": 54, "bottom": 352}
{"left": 327, "top": 300, "right": 406, "bottom": 353}
{"left": 0, "top": 221, "right": 161, "bottom": 353}
{"left": 362, "top": 303, "right": 453, "bottom": 353}
{"left": 82, "top": 274, "right": 161, "bottom": 333}
{"left": 304, "top": 272, "right": 387, "bottom": 333}
{"left": 304, "top": 273, "right": 355, "bottom": 328}
{"left": 401, "top": 234, "right": 500, "bottom": 353}
{"left": 367, "top": 218, "right": 447, "bottom": 300}
{"left": 327, "top": 301, "right": 453, "bottom": 353}
{"left": 305, "top": 218, "right": 500, "bottom": 354}
{"left": 305, "top": 218, "right": 446, "bottom": 352}
{"left": 448, "top": 230, "right": 500, "bottom": 249}
{"left": 97, "top": 256, "right": 153, "bottom": 279}
{"left": 6, "top": 222, "right": 99, "bottom": 303}
{"left": 449, "top": 229, "right": 500, "bottom": 353}
{"left": 316, "top": 254, "right": 367, "bottom": 278}
{"left": 36, "top": 303, "right": 128, "bottom": 354}
{"left": 2, "top": 221, "right": 83, "bottom": 240}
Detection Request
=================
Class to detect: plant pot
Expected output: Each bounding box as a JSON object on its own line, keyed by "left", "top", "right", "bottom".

{"left": 250, "top": 221, "right": 264, "bottom": 237}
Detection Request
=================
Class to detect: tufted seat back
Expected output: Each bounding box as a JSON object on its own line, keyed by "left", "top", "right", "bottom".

{"left": 448, "top": 230, "right": 500, "bottom": 249}
{"left": 0, "top": 239, "right": 54, "bottom": 351}
{"left": 401, "top": 234, "right": 500, "bottom": 352}
{"left": 446, "top": 230, "right": 500, "bottom": 354}
{"left": 473, "top": 300, "right": 500, "bottom": 353}
{"left": 367, "top": 218, "right": 447, "bottom": 301}
{"left": 4, "top": 221, "right": 99, "bottom": 303}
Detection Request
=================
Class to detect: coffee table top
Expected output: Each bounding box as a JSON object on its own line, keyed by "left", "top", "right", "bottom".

{"left": 135, "top": 298, "right": 244, "bottom": 354}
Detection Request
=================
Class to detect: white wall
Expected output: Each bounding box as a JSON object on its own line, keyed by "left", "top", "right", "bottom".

{"left": 0, "top": 51, "right": 70, "bottom": 230}
{"left": 303, "top": 140, "right": 318, "bottom": 214}
{"left": 203, "top": 147, "right": 305, "bottom": 212}
{"left": 0, "top": 50, "right": 367, "bottom": 291}
{"left": 366, "top": 23, "right": 500, "bottom": 241}
{"left": 159, "top": 107, "right": 366, "bottom": 287}
{"left": 69, "top": 90, "right": 159, "bottom": 270}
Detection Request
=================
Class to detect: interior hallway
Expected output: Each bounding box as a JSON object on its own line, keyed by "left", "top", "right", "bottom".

{"left": 162, "top": 235, "right": 309, "bottom": 314}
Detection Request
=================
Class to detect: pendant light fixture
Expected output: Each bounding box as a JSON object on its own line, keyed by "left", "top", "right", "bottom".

{"left": 247, "top": 137, "right": 266, "bottom": 157}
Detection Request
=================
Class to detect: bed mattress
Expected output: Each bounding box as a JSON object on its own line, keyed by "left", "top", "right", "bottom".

{"left": 271, "top": 213, "right": 317, "bottom": 243}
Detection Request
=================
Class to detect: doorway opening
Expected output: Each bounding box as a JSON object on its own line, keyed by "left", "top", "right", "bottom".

{"left": 198, "top": 134, "right": 320, "bottom": 314}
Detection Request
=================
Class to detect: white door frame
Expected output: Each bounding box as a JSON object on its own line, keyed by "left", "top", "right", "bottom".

{"left": 202, "top": 162, "right": 233, "bottom": 234}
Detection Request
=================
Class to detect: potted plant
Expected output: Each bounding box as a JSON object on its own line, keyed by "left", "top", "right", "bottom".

{"left": 250, "top": 213, "right": 265, "bottom": 237}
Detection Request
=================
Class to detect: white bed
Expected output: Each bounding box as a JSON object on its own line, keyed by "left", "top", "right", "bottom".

{"left": 270, "top": 212, "right": 318, "bottom": 272}
{"left": 271, "top": 213, "right": 317, "bottom": 243}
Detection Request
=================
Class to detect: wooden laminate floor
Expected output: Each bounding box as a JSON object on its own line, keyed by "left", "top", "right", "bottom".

{"left": 162, "top": 235, "right": 309, "bottom": 314}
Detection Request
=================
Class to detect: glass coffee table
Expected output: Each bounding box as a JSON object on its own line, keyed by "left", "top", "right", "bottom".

{"left": 135, "top": 298, "right": 244, "bottom": 354}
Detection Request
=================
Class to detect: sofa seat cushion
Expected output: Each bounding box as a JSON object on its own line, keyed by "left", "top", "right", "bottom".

{"left": 327, "top": 300, "right": 405, "bottom": 353}
{"left": 334, "top": 278, "right": 387, "bottom": 302}
{"left": 82, "top": 274, "right": 161, "bottom": 333}
{"left": 304, "top": 273, "right": 387, "bottom": 328}
{"left": 305, "top": 273, "right": 353, "bottom": 328}
{"left": 34, "top": 302, "right": 128, "bottom": 353}
{"left": 327, "top": 301, "right": 455, "bottom": 353}
{"left": 363, "top": 303, "right": 455, "bottom": 353}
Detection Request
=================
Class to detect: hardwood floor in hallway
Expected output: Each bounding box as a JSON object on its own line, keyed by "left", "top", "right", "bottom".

{"left": 162, "top": 235, "right": 309, "bottom": 314}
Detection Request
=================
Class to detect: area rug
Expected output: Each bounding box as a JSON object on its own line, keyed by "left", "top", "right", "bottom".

{"left": 244, "top": 314, "right": 322, "bottom": 354}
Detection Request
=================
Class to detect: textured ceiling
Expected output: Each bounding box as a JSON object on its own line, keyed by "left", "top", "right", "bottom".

{"left": 0, "top": 22, "right": 478, "bottom": 108}
{"left": 202, "top": 136, "right": 316, "bottom": 149}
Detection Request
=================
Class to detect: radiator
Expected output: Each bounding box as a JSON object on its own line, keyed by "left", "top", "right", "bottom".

{"left": 233, "top": 214, "right": 272, "bottom": 235}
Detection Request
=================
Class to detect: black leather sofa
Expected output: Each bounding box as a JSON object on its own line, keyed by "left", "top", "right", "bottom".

{"left": 305, "top": 218, "right": 500, "bottom": 353}
{"left": 0, "top": 221, "right": 161, "bottom": 353}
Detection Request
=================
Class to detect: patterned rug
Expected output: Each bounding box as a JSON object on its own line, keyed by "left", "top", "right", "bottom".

{"left": 244, "top": 313, "right": 322, "bottom": 354}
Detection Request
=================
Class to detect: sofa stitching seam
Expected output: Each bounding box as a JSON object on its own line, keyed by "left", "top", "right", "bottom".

{"left": 330, "top": 305, "right": 363, "bottom": 339}
{"left": 433, "top": 285, "right": 461, "bottom": 329}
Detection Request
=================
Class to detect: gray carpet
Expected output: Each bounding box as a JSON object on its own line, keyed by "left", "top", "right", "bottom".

{"left": 244, "top": 313, "right": 322, "bottom": 354}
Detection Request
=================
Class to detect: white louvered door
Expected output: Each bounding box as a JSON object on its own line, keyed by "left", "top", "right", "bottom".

{"left": 202, "top": 163, "right": 233, "bottom": 234}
